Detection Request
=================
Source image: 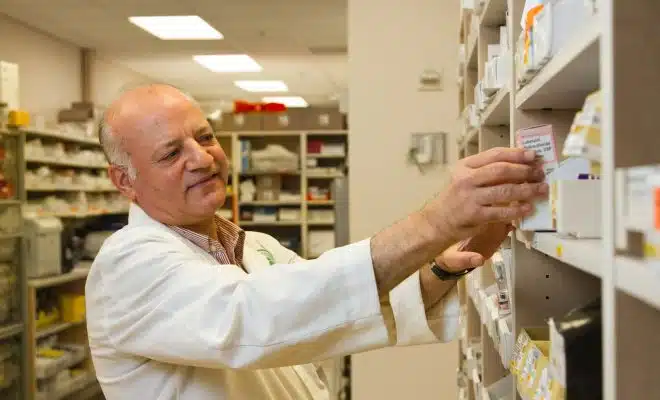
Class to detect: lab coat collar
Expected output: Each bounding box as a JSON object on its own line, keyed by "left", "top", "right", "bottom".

{"left": 128, "top": 202, "right": 166, "bottom": 228}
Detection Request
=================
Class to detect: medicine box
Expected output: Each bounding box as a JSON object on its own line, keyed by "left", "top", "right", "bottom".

{"left": 532, "top": 0, "right": 596, "bottom": 68}
{"left": 555, "top": 179, "right": 602, "bottom": 238}
{"left": 614, "top": 165, "right": 660, "bottom": 264}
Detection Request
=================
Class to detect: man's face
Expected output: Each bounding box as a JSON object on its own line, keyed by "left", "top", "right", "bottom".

{"left": 111, "top": 92, "right": 229, "bottom": 226}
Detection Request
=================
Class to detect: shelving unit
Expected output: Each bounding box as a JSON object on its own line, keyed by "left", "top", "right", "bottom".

{"left": 455, "top": 0, "right": 660, "bottom": 399}
{"left": 0, "top": 129, "right": 27, "bottom": 400}
{"left": 216, "top": 130, "right": 348, "bottom": 259}
{"left": 3, "top": 125, "right": 119, "bottom": 400}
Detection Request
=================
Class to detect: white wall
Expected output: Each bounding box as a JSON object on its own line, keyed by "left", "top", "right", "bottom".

{"left": 0, "top": 13, "right": 81, "bottom": 121}
{"left": 0, "top": 13, "right": 150, "bottom": 119}
{"left": 347, "top": 0, "right": 460, "bottom": 398}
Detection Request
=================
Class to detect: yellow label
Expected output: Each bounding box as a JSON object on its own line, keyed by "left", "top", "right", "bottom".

{"left": 556, "top": 245, "right": 563, "bottom": 258}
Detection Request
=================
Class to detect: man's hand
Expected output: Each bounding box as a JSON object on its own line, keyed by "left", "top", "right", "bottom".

{"left": 421, "top": 222, "right": 513, "bottom": 309}
{"left": 371, "top": 147, "right": 546, "bottom": 296}
{"left": 436, "top": 222, "right": 514, "bottom": 273}
{"left": 420, "top": 147, "right": 545, "bottom": 244}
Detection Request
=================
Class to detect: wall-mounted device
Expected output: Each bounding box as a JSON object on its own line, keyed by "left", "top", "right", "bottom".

{"left": 408, "top": 132, "right": 447, "bottom": 172}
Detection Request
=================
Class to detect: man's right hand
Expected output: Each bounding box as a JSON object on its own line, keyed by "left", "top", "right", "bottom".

{"left": 420, "top": 147, "right": 546, "bottom": 243}
{"left": 370, "top": 147, "right": 546, "bottom": 296}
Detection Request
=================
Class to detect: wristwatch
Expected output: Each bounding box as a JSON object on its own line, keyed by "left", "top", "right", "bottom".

{"left": 429, "top": 259, "right": 475, "bottom": 280}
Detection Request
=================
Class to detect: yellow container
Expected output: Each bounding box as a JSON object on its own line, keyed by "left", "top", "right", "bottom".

{"left": 59, "top": 294, "right": 86, "bottom": 323}
{"left": 7, "top": 110, "right": 30, "bottom": 127}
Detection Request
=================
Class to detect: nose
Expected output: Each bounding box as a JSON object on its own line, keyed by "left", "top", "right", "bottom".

{"left": 185, "top": 139, "right": 214, "bottom": 171}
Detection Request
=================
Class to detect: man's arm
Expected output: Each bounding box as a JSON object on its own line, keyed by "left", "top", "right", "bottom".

{"left": 370, "top": 147, "right": 544, "bottom": 297}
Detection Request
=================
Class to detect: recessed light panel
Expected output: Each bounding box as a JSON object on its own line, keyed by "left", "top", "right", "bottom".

{"left": 235, "top": 80, "right": 289, "bottom": 92}
{"left": 128, "top": 16, "right": 223, "bottom": 40}
{"left": 193, "top": 55, "right": 262, "bottom": 73}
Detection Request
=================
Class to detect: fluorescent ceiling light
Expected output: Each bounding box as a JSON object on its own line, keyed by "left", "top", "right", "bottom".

{"left": 235, "top": 80, "right": 289, "bottom": 92}
{"left": 262, "top": 96, "right": 309, "bottom": 108}
{"left": 129, "top": 16, "right": 223, "bottom": 40}
{"left": 193, "top": 55, "right": 262, "bottom": 73}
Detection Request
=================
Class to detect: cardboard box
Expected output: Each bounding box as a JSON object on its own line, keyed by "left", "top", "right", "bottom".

{"left": 262, "top": 109, "right": 306, "bottom": 131}
{"left": 218, "top": 112, "right": 262, "bottom": 131}
{"left": 304, "top": 107, "right": 344, "bottom": 130}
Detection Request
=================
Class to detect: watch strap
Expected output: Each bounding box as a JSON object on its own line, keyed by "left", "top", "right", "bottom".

{"left": 429, "top": 260, "right": 474, "bottom": 280}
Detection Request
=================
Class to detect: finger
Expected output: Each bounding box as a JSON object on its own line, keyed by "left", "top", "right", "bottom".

{"left": 476, "top": 182, "right": 549, "bottom": 205}
{"left": 470, "top": 162, "right": 545, "bottom": 186}
{"left": 478, "top": 203, "right": 535, "bottom": 223}
{"left": 463, "top": 147, "right": 537, "bottom": 169}
{"left": 445, "top": 251, "right": 485, "bottom": 269}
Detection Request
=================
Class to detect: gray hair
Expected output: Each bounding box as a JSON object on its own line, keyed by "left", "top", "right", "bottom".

{"left": 97, "top": 83, "right": 200, "bottom": 180}
{"left": 98, "top": 115, "right": 137, "bottom": 179}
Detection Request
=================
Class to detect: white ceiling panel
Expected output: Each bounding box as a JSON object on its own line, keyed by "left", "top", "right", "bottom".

{"left": 0, "top": 0, "right": 347, "bottom": 105}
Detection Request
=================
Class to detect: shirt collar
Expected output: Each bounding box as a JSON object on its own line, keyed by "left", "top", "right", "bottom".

{"left": 170, "top": 214, "right": 245, "bottom": 265}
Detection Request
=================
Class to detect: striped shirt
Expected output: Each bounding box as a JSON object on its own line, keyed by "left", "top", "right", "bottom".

{"left": 170, "top": 215, "right": 245, "bottom": 265}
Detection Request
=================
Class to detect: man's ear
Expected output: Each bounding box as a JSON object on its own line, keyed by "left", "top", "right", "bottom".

{"left": 108, "top": 165, "right": 137, "bottom": 202}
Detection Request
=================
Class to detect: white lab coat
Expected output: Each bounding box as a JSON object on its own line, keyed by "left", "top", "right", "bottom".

{"left": 85, "top": 203, "right": 459, "bottom": 399}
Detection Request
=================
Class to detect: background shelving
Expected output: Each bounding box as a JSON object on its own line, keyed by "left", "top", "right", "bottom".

{"left": 217, "top": 129, "right": 348, "bottom": 260}
{"left": 455, "top": 0, "right": 660, "bottom": 399}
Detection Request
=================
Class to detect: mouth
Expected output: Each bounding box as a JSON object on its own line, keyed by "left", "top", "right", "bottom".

{"left": 188, "top": 172, "right": 221, "bottom": 190}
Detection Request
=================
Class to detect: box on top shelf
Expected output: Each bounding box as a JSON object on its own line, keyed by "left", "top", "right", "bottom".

{"left": 262, "top": 108, "right": 307, "bottom": 131}
{"left": 305, "top": 107, "right": 344, "bottom": 130}
{"left": 218, "top": 112, "right": 263, "bottom": 132}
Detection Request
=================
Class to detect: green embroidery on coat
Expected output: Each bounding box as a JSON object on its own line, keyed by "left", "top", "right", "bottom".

{"left": 257, "top": 247, "right": 276, "bottom": 265}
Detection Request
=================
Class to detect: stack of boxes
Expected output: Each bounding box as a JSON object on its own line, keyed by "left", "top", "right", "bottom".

{"left": 216, "top": 106, "right": 345, "bottom": 132}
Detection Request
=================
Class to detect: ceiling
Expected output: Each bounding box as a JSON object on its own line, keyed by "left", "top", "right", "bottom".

{"left": 0, "top": 0, "right": 348, "bottom": 106}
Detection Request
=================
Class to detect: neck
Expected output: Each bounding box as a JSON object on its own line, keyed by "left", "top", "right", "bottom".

{"left": 181, "top": 218, "right": 217, "bottom": 240}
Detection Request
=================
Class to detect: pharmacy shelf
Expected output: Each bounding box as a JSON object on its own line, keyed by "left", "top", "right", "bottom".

{"left": 21, "top": 128, "right": 100, "bottom": 146}
{"left": 308, "top": 200, "right": 335, "bottom": 206}
{"left": 307, "top": 173, "right": 345, "bottom": 179}
{"left": 307, "top": 154, "right": 345, "bottom": 159}
{"left": 25, "top": 157, "right": 108, "bottom": 169}
{"left": 0, "top": 199, "right": 21, "bottom": 205}
{"left": 28, "top": 266, "right": 90, "bottom": 289}
{"left": 516, "top": 231, "right": 602, "bottom": 278}
{"left": 465, "top": 128, "right": 479, "bottom": 146}
{"left": 0, "top": 323, "right": 23, "bottom": 340}
{"left": 308, "top": 221, "right": 336, "bottom": 226}
{"left": 0, "top": 232, "right": 22, "bottom": 240}
{"left": 35, "top": 322, "right": 77, "bottom": 340}
{"left": 468, "top": 33, "right": 478, "bottom": 69}
{"left": 480, "top": 89, "right": 510, "bottom": 126}
{"left": 515, "top": 18, "right": 600, "bottom": 110}
{"left": 240, "top": 170, "right": 301, "bottom": 176}
{"left": 26, "top": 186, "right": 116, "bottom": 193}
{"left": 616, "top": 256, "right": 660, "bottom": 310}
{"left": 27, "top": 209, "right": 128, "bottom": 219}
{"left": 240, "top": 200, "right": 301, "bottom": 206}
{"left": 480, "top": 0, "right": 507, "bottom": 27}
{"left": 230, "top": 130, "right": 348, "bottom": 137}
{"left": 239, "top": 221, "right": 301, "bottom": 227}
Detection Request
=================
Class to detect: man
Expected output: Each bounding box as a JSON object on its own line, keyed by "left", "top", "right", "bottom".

{"left": 86, "top": 84, "right": 546, "bottom": 399}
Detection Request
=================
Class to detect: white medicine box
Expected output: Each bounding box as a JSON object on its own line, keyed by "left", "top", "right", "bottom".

{"left": 532, "top": 0, "right": 596, "bottom": 68}
{"left": 614, "top": 166, "right": 660, "bottom": 260}
{"left": 0, "top": 61, "right": 19, "bottom": 121}
{"left": 555, "top": 179, "right": 602, "bottom": 238}
{"left": 24, "top": 216, "right": 63, "bottom": 278}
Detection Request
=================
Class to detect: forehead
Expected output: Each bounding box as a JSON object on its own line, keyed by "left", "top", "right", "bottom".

{"left": 113, "top": 91, "right": 208, "bottom": 149}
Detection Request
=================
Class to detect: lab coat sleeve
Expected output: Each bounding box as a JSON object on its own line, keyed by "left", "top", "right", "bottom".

{"left": 89, "top": 228, "right": 391, "bottom": 370}
{"left": 249, "top": 232, "right": 458, "bottom": 347}
{"left": 388, "top": 272, "right": 460, "bottom": 346}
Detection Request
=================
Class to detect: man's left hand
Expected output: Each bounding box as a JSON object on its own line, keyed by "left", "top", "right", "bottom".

{"left": 435, "top": 222, "right": 514, "bottom": 273}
